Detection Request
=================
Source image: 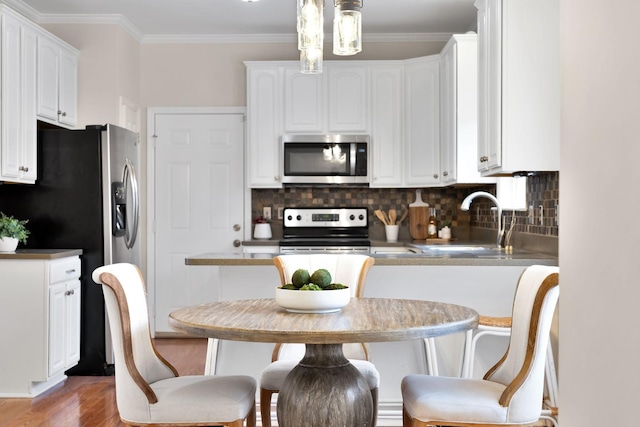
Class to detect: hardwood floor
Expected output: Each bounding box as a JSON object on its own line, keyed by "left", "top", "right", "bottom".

{"left": 0, "top": 338, "right": 208, "bottom": 427}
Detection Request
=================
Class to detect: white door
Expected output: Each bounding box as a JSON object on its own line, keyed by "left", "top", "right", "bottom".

{"left": 150, "top": 111, "right": 245, "bottom": 333}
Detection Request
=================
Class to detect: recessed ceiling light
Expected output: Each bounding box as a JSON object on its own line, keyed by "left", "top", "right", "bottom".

{"left": 242, "top": 0, "right": 260, "bottom": 2}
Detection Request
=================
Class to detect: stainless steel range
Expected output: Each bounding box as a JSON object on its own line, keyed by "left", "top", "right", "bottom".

{"left": 279, "top": 207, "right": 370, "bottom": 253}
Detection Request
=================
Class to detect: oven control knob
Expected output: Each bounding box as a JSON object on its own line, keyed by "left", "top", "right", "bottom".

{"left": 359, "top": 214, "right": 364, "bottom": 220}
{"left": 287, "top": 215, "right": 293, "bottom": 221}
{"left": 296, "top": 215, "right": 302, "bottom": 221}
{"left": 349, "top": 215, "right": 355, "bottom": 220}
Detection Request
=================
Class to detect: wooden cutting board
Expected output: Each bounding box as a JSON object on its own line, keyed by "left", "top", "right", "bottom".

{"left": 409, "top": 189, "right": 429, "bottom": 240}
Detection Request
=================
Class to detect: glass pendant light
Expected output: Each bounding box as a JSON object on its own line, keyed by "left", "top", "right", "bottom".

{"left": 298, "top": 0, "right": 324, "bottom": 51}
{"left": 300, "top": 47, "right": 323, "bottom": 74}
{"left": 333, "top": 0, "right": 362, "bottom": 56}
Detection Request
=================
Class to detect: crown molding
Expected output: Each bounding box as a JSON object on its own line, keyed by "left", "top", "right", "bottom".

{"left": 141, "top": 33, "right": 297, "bottom": 45}
{"left": 38, "top": 13, "right": 144, "bottom": 42}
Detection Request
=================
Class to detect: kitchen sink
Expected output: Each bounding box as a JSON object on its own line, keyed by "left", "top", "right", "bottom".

{"left": 371, "top": 246, "right": 422, "bottom": 255}
{"left": 407, "top": 244, "right": 504, "bottom": 257}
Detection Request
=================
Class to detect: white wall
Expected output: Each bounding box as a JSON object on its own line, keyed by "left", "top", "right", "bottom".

{"left": 560, "top": 0, "right": 640, "bottom": 424}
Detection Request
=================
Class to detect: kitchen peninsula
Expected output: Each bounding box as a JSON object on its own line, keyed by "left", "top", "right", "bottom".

{"left": 181, "top": 247, "right": 557, "bottom": 425}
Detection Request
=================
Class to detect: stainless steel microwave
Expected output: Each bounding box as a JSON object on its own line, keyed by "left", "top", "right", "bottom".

{"left": 281, "top": 134, "right": 370, "bottom": 185}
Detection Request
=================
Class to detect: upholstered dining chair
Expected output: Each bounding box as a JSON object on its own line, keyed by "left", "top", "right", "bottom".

{"left": 259, "top": 254, "right": 378, "bottom": 427}
{"left": 92, "top": 263, "right": 257, "bottom": 427}
{"left": 401, "top": 265, "right": 559, "bottom": 427}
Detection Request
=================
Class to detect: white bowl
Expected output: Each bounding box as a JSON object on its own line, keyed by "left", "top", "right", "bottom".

{"left": 275, "top": 286, "right": 351, "bottom": 313}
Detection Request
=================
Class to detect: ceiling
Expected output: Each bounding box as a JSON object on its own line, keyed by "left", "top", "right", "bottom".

{"left": 4, "top": 0, "right": 478, "bottom": 42}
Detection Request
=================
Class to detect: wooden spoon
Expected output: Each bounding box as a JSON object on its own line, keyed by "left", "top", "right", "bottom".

{"left": 388, "top": 209, "right": 397, "bottom": 225}
{"left": 374, "top": 209, "right": 388, "bottom": 225}
{"left": 397, "top": 209, "right": 408, "bottom": 225}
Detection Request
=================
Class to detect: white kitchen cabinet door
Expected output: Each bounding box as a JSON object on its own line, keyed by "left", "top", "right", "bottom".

{"left": 36, "top": 33, "right": 78, "bottom": 129}
{"left": 440, "top": 34, "right": 495, "bottom": 186}
{"left": 476, "top": 0, "right": 560, "bottom": 175}
{"left": 48, "top": 282, "right": 67, "bottom": 378}
{"left": 48, "top": 261, "right": 81, "bottom": 379}
{"left": 0, "top": 11, "right": 37, "bottom": 183}
{"left": 283, "top": 68, "right": 324, "bottom": 133}
{"left": 370, "top": 65, "right": 404, "bottom": 187}
{"left": 404, "top": 56, "right": 441, "bottom": 187}
{"left": 327, "top": 65, "right": 368, "bottom": 133}
{"left": 58, "top": 46, "right": 78, "bottom": 127}
{"left": 246, "top": 64, "right": 283, "bottom": 188}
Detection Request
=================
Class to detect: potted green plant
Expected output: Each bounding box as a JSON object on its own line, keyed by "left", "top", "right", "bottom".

{"left": 0, "top": 212, "right": 30, "bottom": 252}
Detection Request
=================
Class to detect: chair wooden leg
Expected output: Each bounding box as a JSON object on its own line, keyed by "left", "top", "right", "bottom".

{"left": 260, "top": 387, "right": 275, "bottom": 427}
{"left": 246, "top": 402, "right": 256, "bottom": 427}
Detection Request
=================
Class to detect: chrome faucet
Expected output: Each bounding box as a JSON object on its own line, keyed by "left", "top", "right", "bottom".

{"left": 460, "top": 191, "right": 504, "bottom": 248}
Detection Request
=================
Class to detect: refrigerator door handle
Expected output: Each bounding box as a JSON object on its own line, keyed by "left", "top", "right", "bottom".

{"left": 122, "top": 159, "right": 139, "bottom": 249}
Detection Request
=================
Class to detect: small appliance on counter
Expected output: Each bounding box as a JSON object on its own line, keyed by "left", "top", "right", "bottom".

{"left": 279, "top": 207, "right": 369, "bottom": 253}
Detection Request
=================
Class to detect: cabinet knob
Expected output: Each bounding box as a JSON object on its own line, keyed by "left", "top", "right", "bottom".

{"left": 480, "top": 156, "right": 489, "bottom": 162}
{"left": 61, "top": 112, "right": 67, "bottom": 117}
{"left": 65, "top": 289, "right": 75, "bottom": 296}
{"left": 57, "top": 110, "right": 62, "bottom": 115}
{"left": 66, "top": 269, "right": 76, "bottom": 274}
{"left": 443, "top": 171, "right": 449, "bottom": 176}
{"left": 233, "top": 239, "right": 241, "bottom": 247}
{"left": 274, "top": 176, "right": 280, "bottom": 181}
{"left": 433, "top": 174, "right": 438, "bottom": 179}
{"left": 19, "top": 166, "right": 29, "bottom": 172}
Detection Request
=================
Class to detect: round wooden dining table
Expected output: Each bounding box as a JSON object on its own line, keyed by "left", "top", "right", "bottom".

{"left": 169, "top": 297, "right": 478, "bottom": 427}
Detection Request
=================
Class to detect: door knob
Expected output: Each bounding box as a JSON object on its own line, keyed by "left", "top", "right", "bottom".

{"left": 233, "top": 224, "right": 241, "bottom": 231}
{"left": 233, "top": 239, "right": 241, "bottom": 247}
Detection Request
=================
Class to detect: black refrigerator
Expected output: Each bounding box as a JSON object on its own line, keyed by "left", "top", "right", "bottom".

{"left": 0, "top": 123, "right": 141, "bottom": 375}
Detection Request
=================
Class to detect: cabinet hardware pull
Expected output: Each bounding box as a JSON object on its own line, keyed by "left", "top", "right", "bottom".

{"left": 65, "top": 289, "right": 75, "bottom": 296}
{"left": 61, "top": 112, "right": 67, "bottom": 117}
{"left": 443, "top": 171, "right": 449, "bottom": 176}
{"left": 57, "top": 110, "right": 62, "bottom": 115}
{"left": 65, "top": 269, "right": 76, "bottom": 274}
{"left": 433, "top": 174, "right": 438, "bottom": 179}
{"left": 19, "top": 166, "right": 29, "bottom": 172}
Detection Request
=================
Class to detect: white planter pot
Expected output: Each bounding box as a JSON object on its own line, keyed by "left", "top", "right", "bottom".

{"left": 0, "top": 237, "right": 19, "bottom": 252}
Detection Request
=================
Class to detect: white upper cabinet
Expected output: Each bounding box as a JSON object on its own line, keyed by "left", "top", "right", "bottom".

{"left": 0, "top": 8, "right": 38, "bottom": 183}
{"left": 283, "top": 63, "right": 368, "bottom": 134}
{"left": 404, "top": 56, "right": 440, "bottom": 187}
{"left": 327, "top": 65, "right": 368, "bottom": 133}
{"left": 246, "top": 64, "right": 283, "bottom": 188}
{"left": 475, "top": 0, "right": 559, "bottom": 175}
{"left": 37, "top": 33, "right": 78, "bottom": 129}
{"left": 283, "top": 69, "right": 324, "bottom": 133}
{"left": 439, "top": 34, "right": 495, "bottom": 186}
{"left": 370, "top": 64, "right": 404, "bottom": 187}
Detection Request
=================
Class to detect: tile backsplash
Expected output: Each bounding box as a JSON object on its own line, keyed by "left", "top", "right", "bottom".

{"left": 252, "top": 172, "right": 559, "bottom": 243}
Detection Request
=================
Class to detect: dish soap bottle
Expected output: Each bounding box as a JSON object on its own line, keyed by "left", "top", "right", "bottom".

{"left": 427, "top": 208, "right": 437, "bottom": 239}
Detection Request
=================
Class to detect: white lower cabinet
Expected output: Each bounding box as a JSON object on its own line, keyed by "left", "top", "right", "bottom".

{"left": 0, "top": 255, "right": 81, "bottom": 397}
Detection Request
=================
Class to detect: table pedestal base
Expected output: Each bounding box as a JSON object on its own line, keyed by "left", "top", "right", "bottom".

{"left": 277, "top": 343, "right": 373, "bottom": 427}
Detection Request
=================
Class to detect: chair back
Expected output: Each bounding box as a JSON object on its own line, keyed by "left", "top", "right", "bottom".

{"left": 272, "top": 254, "right": 375, "bottom": 361}
{"left": 92, "top": 263, "right": 179, "bottom": 415}
{"left": 484, "top": 265, "right": 560, "bottom": 422}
